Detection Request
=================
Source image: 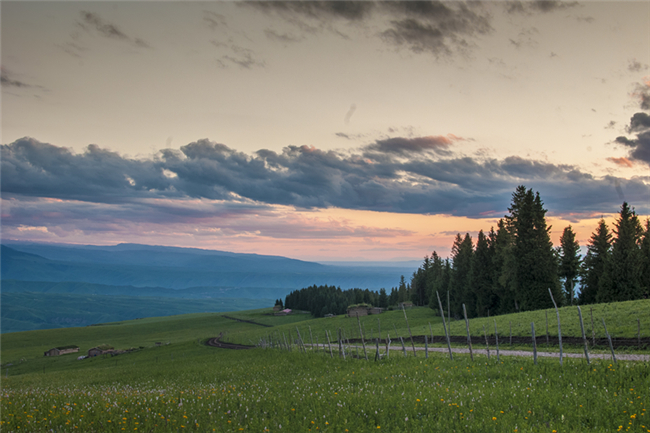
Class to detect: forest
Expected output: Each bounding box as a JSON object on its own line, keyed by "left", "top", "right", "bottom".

{"left": 286, "top": 185, "right": 650, "bottom": 319}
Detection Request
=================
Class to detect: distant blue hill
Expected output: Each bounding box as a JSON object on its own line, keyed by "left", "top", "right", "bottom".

{"left": 1, "top": 242, "right": 417, "bottom": 291}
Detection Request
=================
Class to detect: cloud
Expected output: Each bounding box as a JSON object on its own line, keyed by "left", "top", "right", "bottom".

{"left": 363, "top": 135, "right": 460, "bottom": 156}
{"left": 264, "top": 29, "right": 303, "bottom": 43}
{"left": 1, "top": 68, "right": 47, "bottom": 94}
{"left": 79, "top": 11, "right": 150, "bottom": 48}
{"left": 3, "top": 136, "right": 649, "bottom": 220}
{"left": 607, "top": 157, "right": 634, "bottom": 168}
{"left": 504, "top": 1, "right": 579, "bottom": 15}
{"left": 212, "top": 42, "right": 265, "bottom": 69}
{"left": 614, "top": 82, "right": 650, "bottom": 166}
{"left": 245, "top": 1, "right": 492, "bottom": 58}
{"left": 628, "top": 59, "right": 649, "bottom": 73}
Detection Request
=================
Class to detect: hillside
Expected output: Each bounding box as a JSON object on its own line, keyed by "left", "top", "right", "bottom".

{"left": 2, "top": 243, "right": 416, "bottom": 290}
{"left": 1, "top": 301, "right": 648, "bottom": 432}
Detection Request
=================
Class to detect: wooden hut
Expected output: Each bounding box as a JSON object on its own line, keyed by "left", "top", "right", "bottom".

{"left": 44, "top": 345, "right": 79, "bottom": 357}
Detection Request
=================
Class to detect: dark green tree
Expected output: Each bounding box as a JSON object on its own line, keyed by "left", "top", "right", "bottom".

{"left": 597, "top": 202, "right": 644, "bottom": 302}
{"left": 491, "top": 219, "right": 517, "bottom": 314}
{"left": 558, "top": 225, "right": 581, "bottom": 305}
{"left": 579, "top": 219, "right": 612, "bottom": 304}
{"left": 378, "top": 288, "right": 389, "bottom": 308}
{"left": 507, "top": 186, "right": 561, "bottom": 311}
{"left": 641, "top": 219, "right": 650, "bottom": 298}
{"left": 449, "top": 233, "right": 474, "bottom": 317}
{"left": 472, "top": 230, "right": 496, "bottom": 316}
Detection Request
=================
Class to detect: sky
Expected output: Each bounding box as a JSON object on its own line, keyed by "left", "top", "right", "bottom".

{"left": 2, "top": 0, "right": 650, "bottom": 262}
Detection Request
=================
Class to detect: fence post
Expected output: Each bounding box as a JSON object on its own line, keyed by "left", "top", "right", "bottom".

{"left": 545, "top": 310, "right": 550, "bottom": 347}
{"left": 357, "top": 313, "right": 368, "bottom": 361}
{"left": 494, "top": 319, "right": 500, "bottom": 363}
{"left": 531, "top": 322, "right": 537, "bottom": 365}
{"left": 429, "top": 322, "right": 433, "bottom": 342}
{"left": 402, "top": 304, "right": 417, "bottom": 356}
{"left": 309, "top": 326, "right": 314, "bottom": 351}
{"left": 378, "top": 318, "right": 381, "bottom": 342}
{"left": 602, "top": 318, "right": 617, "bottom": 364}
{"left": 483, "top": 325, "right": 490, "bottom": 360}
{"left": 590, "top": 307, "right": 595, "bottom": 346}
{"left": 509, "top": 321, "right": 512, "bottom": 346}
{"left": 386, "top": 333, "right": 391, "bottom": 359}
{"left": 425, "top": 334, "right": 429, "bottom": 359}
{"left": 577, "top": 306, "right": 590, "bottom": 364}
{"left": 548, "top": 288, "right": 563, "bottom": 366}
{"left": 436, "top": 291, "right": 453, "bottom": 360}
{"left": 326, "top": 330, "right": 333, "bottom": 358}
{"left": 638, "top": 318, "right": 641, "bottom": 349}
{"left": 400, "top": 336, "right": 407, "bottom": 357}
{"left": 462, "top": 304, "right": 473, "bottom": 361}
{"left": 338, "top": 328, "right": 345, "bottom": 360}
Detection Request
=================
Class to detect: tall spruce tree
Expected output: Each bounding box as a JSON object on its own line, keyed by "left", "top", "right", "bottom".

{"left": 492, "top": 219, "right": 517, "bottom": 314}
{"left": 449, "top": 233, "right": 474, "bottom": 317}
{"left": 597, "top": 202, "right": 644, "bottom": 302}
{"left": 506, "top": 186, "right": 561, "bottom": 311}
{"left": 641, "top": 219, "right": 650, "bottom": 298}
{"left": 579, "top": 219, "right": 612, "bottom": 304}
{"left": 472, "top": 230, "right": 496, "bottom": 316}
{"left": 558, "top": 225, "right": 581, "bottom": 305}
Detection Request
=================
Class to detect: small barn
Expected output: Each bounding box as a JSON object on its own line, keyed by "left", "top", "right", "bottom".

{"left": 44, "top": 345, "right": 79, "bottom": 357}
{"left": 369, "top": 307, "right": 383, "bottom": 315}
{"left": 347, "top": 304, "right": 370, "bottom": 317}
{"left": 272, "top": 305, "right": 282, "bottom": 311}
{"left": 88, "top": 345, "right": 115, "bottom": 357}
{"left": 398, "top": 301, "right": 414, "bottom": 309}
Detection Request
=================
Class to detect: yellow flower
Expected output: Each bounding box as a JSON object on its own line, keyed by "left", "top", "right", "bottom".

{"left": 492, "top": 417, "right": 497, "bottom": 421}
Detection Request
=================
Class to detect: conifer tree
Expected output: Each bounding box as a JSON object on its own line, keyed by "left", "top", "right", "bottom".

{"left": 579, "top": 219, "right": 612, "bottom": 304}
{"left": 378, "top": 288, "right": 389, "bottom": 308}
{"left": 449, "top": 233, "right": 474, "bottom": 317}
{"left": 558, "top": 225, "right": 581, "bottom": 305}
{"left": 641, "top": 219, "right": 650, "bottom": 299}
{"left": 597, "top": 202, "right": 644, "bottom": 302}
{"left": 507, "top": 186, "right": 561, "bottom": 311}
{"left": 472, "top": 230, "right": 496, "bottom": 316}
{"left": 492, "top": 219, "right": 517, "bottom": 314}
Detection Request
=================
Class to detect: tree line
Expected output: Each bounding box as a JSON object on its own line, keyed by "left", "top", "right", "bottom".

{"left": 285, "top": 185, "right": 649, "bottom": 319}
{"left": 407, "top": 185, "right": 650, "bottom": 319}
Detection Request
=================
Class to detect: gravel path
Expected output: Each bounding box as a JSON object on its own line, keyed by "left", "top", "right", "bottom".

{"left": 306, "top": 343, "right": 649, "bottom": 362}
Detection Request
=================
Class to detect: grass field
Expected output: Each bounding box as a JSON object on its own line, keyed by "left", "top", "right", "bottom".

{"left": 1, "top": 300, "right": 649, "bottom": 432}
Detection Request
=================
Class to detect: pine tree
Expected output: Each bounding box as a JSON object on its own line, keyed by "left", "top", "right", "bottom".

{"left": 378, "top": 288, "right": 389, "bottom": 308}
{"left": 507, "top": 186, "right": 561, "bottom": 311}
{"left": 597, "top": 202, "right": 644, "bottom": 302}
{"left": 558, "top": 225, "right": 581, "bottom": 305}
{"left": 449, "top": 233, "right": 474, "bottom": 317}
{"left": 579, "top": 219, "right": 612, "bottom": 304}
{"left": 472, "top": 230, "right": 496, "bottom": 316}
{"left": 641, "top": 219, "right": 650, "bottom": 299}
{"left": 492, "top": 219, "right": 517, "bottom": 314}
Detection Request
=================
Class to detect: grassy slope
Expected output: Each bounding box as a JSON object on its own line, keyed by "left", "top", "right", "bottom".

{"left": 224, "top": 300, "right": 650, "bottom": 349}
{"left": 1, "top": 301, "right": 649, "bottom": 433}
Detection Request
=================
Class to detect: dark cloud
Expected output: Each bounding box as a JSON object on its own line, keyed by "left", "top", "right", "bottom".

{"left": 212, "top": 42, "right": 265, "bottom": 69}
{"left": 264, "top": 29, "right": 303, "bottom": 43}
{"left": 364, "top": 135, "right": 458, "bottom": 156}
{"left": 245, "top": 1, "right": 492, "bottom": 58}
{"left": 505, "top": 1, "right": 579, "bottom": 15}
{"left": 78, "top": 11, "right": 150, "bottom": 48}
{"left": 614, "top": 82, "right": 650, "bottom": 166}
{"left": 243, "top": 1, "right": 375, "bottom": 22}
{"left": 628, "top": 59, "right": 649, "bottom": 73}
{"left": 1, "top": 69, "right": 46, "bottom": 92}
{"left": 3, "top": 137, "right": 649, "bottom": 219}
{"left": 203, "top": 11, "right": 227, "bottom": 30}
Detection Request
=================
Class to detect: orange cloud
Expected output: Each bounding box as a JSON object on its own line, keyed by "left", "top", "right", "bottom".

{"left": 607, "top": 157, "right": 634, "bottom": 167}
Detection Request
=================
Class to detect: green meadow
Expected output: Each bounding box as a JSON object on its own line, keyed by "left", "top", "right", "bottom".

{"left": 2, "top": 301, "right": 649, "bottom": 432}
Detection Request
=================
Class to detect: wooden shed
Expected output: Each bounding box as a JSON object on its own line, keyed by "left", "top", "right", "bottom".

{"left": 88, "top": 345, "right": 115, "bottom": 357}
{"left": 44, "top": 345, "right": 79, "bottom": 357}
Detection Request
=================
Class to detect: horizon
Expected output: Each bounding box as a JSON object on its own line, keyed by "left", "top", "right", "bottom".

{"left": 2, "top": 1, "right": 649, "bottom": 261}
